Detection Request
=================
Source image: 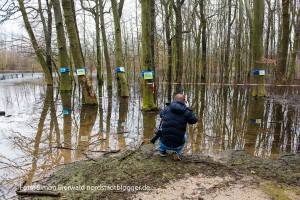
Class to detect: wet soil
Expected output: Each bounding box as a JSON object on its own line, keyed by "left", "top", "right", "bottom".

{"left": 17, "top": 145, "right": 300, "bottom": 200}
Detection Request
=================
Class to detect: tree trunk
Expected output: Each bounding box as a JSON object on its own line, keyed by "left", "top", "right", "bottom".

{"left": 264, "top": 1, "right": 274, "bottom": 58}
{"left": 279, "top": 0, "right": 290, "bottom": 83}
{"left": 235, "top": 0, "right": 243, "bottom": 83}
{"left": 162, "top": 0, "right": 172, "bottom": 102}
{"left": 141, "top": 0, "right": 157, "bottom": 111}
{"left": 224, "top": 0, "right": 231, "bottom": 83}
{"left": 17, "top": 0, "right": 52, "bottom": 85}
{"left": 252, "top": 0, "right": 266, "bottom": 96}
{"left": 52, "top": 0, "right": 72, "bottom": 91}
{"left": 173, "top": 0, "right": 185, "bottom": 92}
{"left": 61, "top": 0, "right": 98, "bottom": 105}
{"left": 296, "top": 8, "right": 300, "bottom": 80}
{"left": 194, "top": 24, "right": 201, "bottom": 82}
{"left": 38, "top": 0, "right": 53, "bottom": 80}
{"left": 111, "top": 0, "right": 129, "bottom": 97}
{"left": 95, "top": 0, "right": 103, "bottom": 85}
{"left": 288, "top": 8, "right": 300, "bottom": 81}
{"left": 200, "top": 0, "right": 207, "bottom": 83}
{"left": 99, "top": 0, "right": 112, "bottom": 90}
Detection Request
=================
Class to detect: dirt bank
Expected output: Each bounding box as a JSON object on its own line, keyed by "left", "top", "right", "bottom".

{"left": 18, "top": 145, "right": 300, "bottom": 199}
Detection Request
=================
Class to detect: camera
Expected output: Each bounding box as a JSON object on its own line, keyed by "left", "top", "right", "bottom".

{"left": 150, "top": 128, "right": 162, "bottom": 144}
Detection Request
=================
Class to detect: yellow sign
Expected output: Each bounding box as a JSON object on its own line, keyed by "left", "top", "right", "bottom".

{"left": 144, "top": 72, "right": 153, "bottom": 80}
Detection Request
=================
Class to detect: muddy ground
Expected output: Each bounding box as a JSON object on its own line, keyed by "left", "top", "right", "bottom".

{"left": 17, "top": 144, "right": 300, "bottom": 200}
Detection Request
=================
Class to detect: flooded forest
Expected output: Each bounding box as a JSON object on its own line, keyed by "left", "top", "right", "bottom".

{"left": 0, "top": 0, "right": 300, "bottom": 199}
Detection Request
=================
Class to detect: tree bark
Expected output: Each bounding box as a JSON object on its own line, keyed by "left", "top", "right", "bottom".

{"left": 16, "top": 190, "right": 60, "bottom": 197}
{"left": 224, "top": 0, "right": 231, "bottom": 83}
{"left": 111, "top": 0, "right": 129, "bottom": 97}
{"left": 141, "top": 0, "right": 157, "bottom": 111}
{"left": 235, "top": 0, "right": 243, "bottom": 83}
{"left": 251, "top": 0, "right": 266, "bottom": 96}
{"left": 200, "top": 0, "right": 207, "bottom": 83}
{"left": 288, "top": 8, "right": 300, "bottom": 81}
{"left": 52, "top": 0, "right": 72, "bottom": 91}
{"left": 17, "top": 0, "right": 52, "bottom": 85}
{"left": 161, "top": 0, "right": 172, "bottom": 102}
{"left": 61, "top": 0, "right": 98, "bottom": 105}
{"left": 95, "top": 0, "right": 103, "bottom": 85}
{"left": 173, "top": 0, "right": 185, "bottom": 92}
{"left": 279, "top": 0, "right": 290, "bottom": 83}
{"left": 99, "top": 0, "right": 112, "bottom": 90}
{"left": 38, "top": 0, "right": 53, "bottom": 81}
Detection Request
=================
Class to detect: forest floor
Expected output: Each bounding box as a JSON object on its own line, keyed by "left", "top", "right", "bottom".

{"left": 16, "top": 144, "right": 300, "bottom": 200}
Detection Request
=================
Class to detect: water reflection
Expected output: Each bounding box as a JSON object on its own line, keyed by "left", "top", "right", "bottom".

{"left": 76, "top": 105, "right": 98, "bottom": 159}
{"left": 26, "top": 86, "right": 54, "bottom": 185}
{"left": 61, "top": 91, "right": 72, "bottom": 163}
{"left": 0, "top": 76, "right": 300, "bottom": 198}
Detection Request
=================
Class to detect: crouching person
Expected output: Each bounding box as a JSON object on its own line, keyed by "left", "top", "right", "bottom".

{"left": 159, "top": 94, "right": 198, "bottom": 160}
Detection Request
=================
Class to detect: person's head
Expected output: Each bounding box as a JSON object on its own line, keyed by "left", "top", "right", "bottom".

{"left": 174, "top": 94, "right": 185, "bottom": 103}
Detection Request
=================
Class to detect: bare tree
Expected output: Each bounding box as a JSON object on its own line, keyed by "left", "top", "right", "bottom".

{"left": 17, "top": 0, "right": 52, "bottom": 85}
{"left": 61, "top": 0, "right": 98, "bottom": 105}
{"left": 111, "top": 0, "right": 129, "bottom": 97}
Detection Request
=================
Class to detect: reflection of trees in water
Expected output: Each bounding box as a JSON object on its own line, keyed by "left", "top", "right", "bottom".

{"left": 61, "top": 91, "right": 72, "bottom": 163}
{"left": 244, "top": 96, "right": 300, "bottom": 157}
{"left": 75, "top": 105, "right": 98, "bottom": 159}
{"left": 2, "top": 83, "right": 300, "bottom": 196}
{"left": 26, "top": 86, "right": 61, "bottom": 185}
{"left": 187, "top": 86, "right": 300, "bottom": 157}
{"left": 117, "top": 97, "right": 129, "bottom": 150}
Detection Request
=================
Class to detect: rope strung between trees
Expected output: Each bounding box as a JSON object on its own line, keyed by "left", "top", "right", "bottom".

{"left": 144, "top": 82, "right": 300, "bottom": 87}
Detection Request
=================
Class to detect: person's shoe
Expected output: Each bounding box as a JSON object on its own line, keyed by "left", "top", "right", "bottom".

{"left": 173, "top": 152, "right": 181, "bottom": 161}
{"left": 166, "top": 150, "right": 181, "bottom": 161}
{"left": 160, "top": 151, "right": 167, "bottom": 157}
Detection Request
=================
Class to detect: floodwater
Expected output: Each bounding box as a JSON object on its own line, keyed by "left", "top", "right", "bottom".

{"left": 0, "top": 74, "right": 300, "bottom": 198}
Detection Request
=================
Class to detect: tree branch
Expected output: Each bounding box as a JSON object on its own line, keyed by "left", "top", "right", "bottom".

{"left": 118, "top": 0, "right": 125, "bottom": 18}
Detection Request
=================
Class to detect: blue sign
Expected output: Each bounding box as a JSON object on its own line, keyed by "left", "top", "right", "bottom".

{"left": 60, "top": 68, "right": 70, "bottom": 73}
{"left": 63, "top": 110, "right": 72, "bottom": 115}
{"left": 252, "top": 70, "right": 266, "bottom": 75}
{"left": 117, "top": 120, "right": 125, "bottom": 126}
{"left": 249, "top": 119, "right": 261, "bottom": 124}
{"left": 141, "top": 70, "right": 154, "bottom": 77}
{"left": 116, "top": 67, "right": 125, "bottom": 73}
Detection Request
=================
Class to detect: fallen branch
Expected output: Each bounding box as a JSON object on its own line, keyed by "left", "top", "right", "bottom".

{"left": 16, "top": 190, "right": 60, "bottom": 197}
{"left": 119, "top": 150, "right": 136, "bottom": 161}
{"left": 103, "top": 149, "right": 121, "bottom": 156}
{"left": 117, "top": 131, "right": 129, "bottom": 134}
{"left": 53, "top": 146, "right": 77, "bottom": 151}
{"left": 123, "top": 170, "right": 134, "bottom": 178}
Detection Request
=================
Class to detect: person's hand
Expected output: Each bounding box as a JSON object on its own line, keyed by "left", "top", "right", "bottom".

{"left": 185, "top": 101, "right": 189, "bottom": 107}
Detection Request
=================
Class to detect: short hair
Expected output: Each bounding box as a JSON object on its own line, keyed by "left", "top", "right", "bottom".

{"left": 174, "top": 94, "right": 185, "bottom": 103}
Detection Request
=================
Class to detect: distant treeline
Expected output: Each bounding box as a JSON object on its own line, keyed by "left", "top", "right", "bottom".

{"left": 0, "top": 50, "right": 42, "bottom": 72}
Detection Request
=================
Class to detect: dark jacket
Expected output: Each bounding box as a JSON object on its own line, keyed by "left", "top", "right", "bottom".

{"left": 159, "top": 101, "right": 198, "bottom": 148}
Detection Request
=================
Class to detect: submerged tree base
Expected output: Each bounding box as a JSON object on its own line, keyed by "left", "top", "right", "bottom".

{"left": 23, "top": 146, "right": 300, "bottom": 199}
{"left": 141, "top": 106, "right": 160, "bottom": 112}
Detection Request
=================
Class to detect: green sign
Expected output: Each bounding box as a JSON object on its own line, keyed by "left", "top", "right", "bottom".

{"left": 259, "top": 70, "right": 266, "bottom": 76}
{"left": 255, "top": 119, "right": 262, "bottom": 124}
{"left": 119, "top": 67, "right": 125, "bottom": 72}
{"left": 80, "top": 136, "right": 89, "bottom": 141}
{"left": 144, "top": 72, "right": 153, "bottom": 80}
{"left": 77, "top": 69, "right": 86, "bottom": 76}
